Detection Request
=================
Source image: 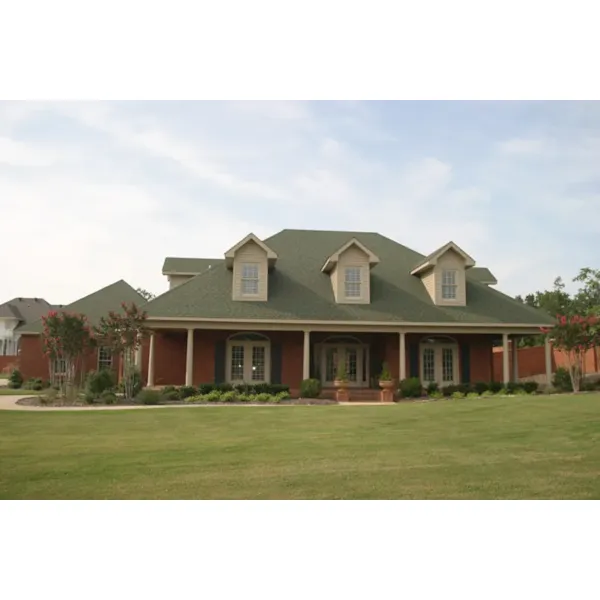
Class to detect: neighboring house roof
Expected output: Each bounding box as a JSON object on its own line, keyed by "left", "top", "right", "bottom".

{"left": 162, "top": 257, "right": 222, "bottom": 275}
{"left": 146, "top": 229, "right": 554, "bottom": 326}
{"left": 470, "top": 267, "right": 498, "bottom": 286}
{"left": 0, "top": 297, "right": 54, "bottom": 331}
{"left": 19, "top": 280, "right": 146, "bottom": 335}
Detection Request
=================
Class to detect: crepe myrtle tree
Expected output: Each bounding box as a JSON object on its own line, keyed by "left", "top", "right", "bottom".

{"left": 41, "top": 311, "right": 95, "bottom": 397}
{"left": 95, "top": 302, "right": 148, "bottom": 399}
{"left": 541, "top": 315, "right": 600, "bottom": 392}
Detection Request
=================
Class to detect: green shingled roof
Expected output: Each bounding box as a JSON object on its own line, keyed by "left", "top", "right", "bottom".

{"left": 162, "top": 257, "right": 222, "bottom": 274}
{"left": 470, "top": 267, "right": 498, "bottom": 285}
{"left": 20, "top": 280, "right": 146, "bottom": 334}
{"left": 146, "top": 230, "right": 554, "bottom": 326}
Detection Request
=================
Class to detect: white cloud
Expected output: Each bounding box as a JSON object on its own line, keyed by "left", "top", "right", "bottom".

{"left": 497, "top": 137, "right": 548, "bottom": 155}
{"left": 0, "top": 137, "right": 60, "bottom": 167}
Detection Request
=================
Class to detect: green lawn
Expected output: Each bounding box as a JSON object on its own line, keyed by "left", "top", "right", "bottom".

{"left": 0, "top": 388, "right": 45, "bottom": 395}
{"left": 1, "top": 394, "right": 599, "bottom": 499}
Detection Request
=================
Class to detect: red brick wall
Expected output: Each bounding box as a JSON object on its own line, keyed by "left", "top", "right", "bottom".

{"left": 492, "top": 344, "right": 599, "bottom": 380}
{"left": 0, "top": 356, "right": 19, "bottom": 373}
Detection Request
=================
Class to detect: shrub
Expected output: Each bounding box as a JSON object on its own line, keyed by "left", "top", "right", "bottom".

{"left": 8, "top": 369, "right": 23, "bottom": 389}
{"left": 482, "top": 390, "right": 495, "bottom": 397}
{"left": 268, "top": 394, "right": 281, "bottom": 404}
{"left": 553, "top": 367, "right": 573, "bottom": 392}
{"left": 429, "top": 391, "right": 444, "bottom": 399}
{"left": 237, "top": 393, "right": 252, "bottom": 403}
{"left": 426, "top": 382, "right": 439, "bottom": 395}
{"left": 506, "top": 381, "right": 522, "bottom": 395}
{"left": 300, "top": 378, "right": 321, "bottom": 398}
{"left": 496, "top": 388, "right": 508, "bottom": 396}
{"left": 216, "top": 383, "right": 234, "bottom": 392}
{"left": 86, "top": 369, "right": 115, "bottom": 397}
{"left": 101, "top": 391, "right": 117, "bottom": 405}
{"left": 515, "top": 388, "right": 528, "bottom": 395}
{"left": 84, "top": 392, "right": 96, "bottom": 405}
{"left": 441, "top": 385, "right": 458, "bottom": 397}
{"left": 488, "top": 381, "right": 503, "bottom": 394}
{"left": 203, "top": 390, "right": 222, "bottom": 402}
{"left": 118, "top": 367, "right": 144, "bottom": 397}
{"left": 178, "top": 385, "right": 197, "bottom": 399}
{"left": 522, "top": 381, "right": 539, "bottom": 394}
{"left": 456, "top": 383, "right": 472, "bottom": 395}
{"left": 255, "top": 393, "right": 271, "bottom": 403}
{"left": 220, "top": 391, "right": 237, "bottom": 403}
{"left": 474, "top": 381, "right": 489, "bottom": 395}
{"left": 466, "top": 392, "right": 479, "bottom": 399}
{"left": 399, "top": 377, "right": 422, "bottom": 398}
{"left": 136, "top": 389, "right": 162, "bottom": 405}
{"left": 276, "top": 390, "right": 291, "bottom": 401}
{"left": 197, "top": 383, "right": 216, "bottom": 395}
{"left": 162, "top": 389, "right": 180, "bottom": 402}
{"left": 451, "top": 391, "right": 465, "bottom": 399}
{"left": 24, "top": 377, "right": 44, "bottom": 391}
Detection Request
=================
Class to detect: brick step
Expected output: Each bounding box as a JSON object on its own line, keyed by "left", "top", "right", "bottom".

{"left": 320, "top": 388, "right": 384, "bottom": 401}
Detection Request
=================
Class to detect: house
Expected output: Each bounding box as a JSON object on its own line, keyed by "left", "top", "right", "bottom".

{"left": 0, "top": 297, "right": 57, "bottom": 372}
{"left": 16, "top": 229, "right": 555, "bottom": 397}
{"left": 17, "top": 281, "right": 147, "bottom": 381}
{"left": 146, "top": 229, "right": 554, "bottom": 397}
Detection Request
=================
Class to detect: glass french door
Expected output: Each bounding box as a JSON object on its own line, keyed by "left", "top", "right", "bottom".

{"left": 228, "top": 342, "right": 269, "bottom": 383}
{"left": 322, "top": 345, "right": 366, "bottom": 387}
{"left": 420, "top": 344, "right": 458, "bottom": 386}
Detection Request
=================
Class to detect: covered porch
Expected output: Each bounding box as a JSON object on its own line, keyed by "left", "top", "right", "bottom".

{"left": 142, "top": 322, "right": 551, "bottom": 397}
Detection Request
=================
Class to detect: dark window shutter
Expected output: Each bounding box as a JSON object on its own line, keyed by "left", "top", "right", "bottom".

{"left": 460, "top": 344, "right": 471, "bottom": 383}
{"left": 409, "top": 343, "right": 419, "bottom": 379}
{"left": 214, "top": 341, "right": 226, "bottom": 384}
{"left": 271, "top": 343, "right": 282, "bottom": 384}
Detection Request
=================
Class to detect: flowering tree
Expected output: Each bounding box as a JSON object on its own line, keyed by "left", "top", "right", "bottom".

{"left": 41, "top": 311, "right": 95, "bottom": 396}
{"left": 541, "top": 315, "right": 600, "bottom": 392}
{"left": 95, "top": 302, "right": 148, "bottom": 399}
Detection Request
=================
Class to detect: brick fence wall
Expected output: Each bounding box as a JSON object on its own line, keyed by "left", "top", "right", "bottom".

{"left": 492, "top": 344, "right": 600, "bottom": 380}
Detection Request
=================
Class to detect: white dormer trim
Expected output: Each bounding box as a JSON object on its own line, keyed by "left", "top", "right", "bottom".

{"left": 225, "top": 233, "right": 278, "bottom": 270}
{"left": 321, "top": 238, "right": 380, "bottom": 274}
{"left": 410, "top": 241, "right": 475, "bottom": 276}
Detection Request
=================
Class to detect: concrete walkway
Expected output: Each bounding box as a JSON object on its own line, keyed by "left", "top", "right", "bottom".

{"left": 0, "top": 395, "right": 388, "bottom": 411}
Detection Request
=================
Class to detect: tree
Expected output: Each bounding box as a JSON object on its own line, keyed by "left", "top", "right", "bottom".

{"left": 41, "top": 311, "right": 95, "bottom": 397}
{"left": 95, "top": 303, "right": 148, "bottom": 400}
{"left": 136, "top": 288, "right": 156, "bottom": 302}
{"left": 541, "top": 315, "right": 600, "bottom": 392}
{"left": 573, "top": 268, "right": 600, "bottom": 315}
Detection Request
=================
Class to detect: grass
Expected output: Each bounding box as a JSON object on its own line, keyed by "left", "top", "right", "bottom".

{"left": 1, "top": 394, "right": 599, "bottom": 499}
{"left": 0, "top": 388, "right": 45, "bottom": 395}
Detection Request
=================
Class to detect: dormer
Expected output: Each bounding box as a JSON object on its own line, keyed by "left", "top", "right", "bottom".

{"left": 411, "top": 241, "right": 475, "bottom": 306}
{"left": 322, "top": 238, "right": 380, "bottom": 304}
{"left": 225, "top": 233, "right": 278, "bottom": 302}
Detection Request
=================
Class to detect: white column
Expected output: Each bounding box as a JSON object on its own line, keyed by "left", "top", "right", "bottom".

{"left": 185, "top": 328, "right": 194, "bottom": 386}
{"left": 147, "top": 333, "right": 155, "bottom": 387}
{"left": 303, "top": 330, "right": 310, "bottom": 380}
{"left": 545, "top": 337, "right": 552, "bottom": 386}
{"left": 512, "top": 337, "right": 519, "bottom": 381}
{"left": 134, "top": 343, "right": 142, "bottom": 369}
{"left": 399, "top": 331, "right": 406, "bottom": 381}
{"left": 502, "top": 333, "right": 510, "bottom": 384}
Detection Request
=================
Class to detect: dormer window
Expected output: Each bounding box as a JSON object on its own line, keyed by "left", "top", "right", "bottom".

{"left": 442, "top": 269, "right": 458, "bottom": 300}
{"left": 344, "top": 267, "right": 362, "bottom": 299}
{"left": 241, "top": 263, "right": 259, "bottom": 296}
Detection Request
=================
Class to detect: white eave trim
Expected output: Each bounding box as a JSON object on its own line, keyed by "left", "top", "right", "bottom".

{"left": 224, "top": 233, "right": 278, "bottom": 269}
{"left": 321, "top": 238, "right": 380, "bottom": 273}
{"left": 410, "top": 241, "right": 476, "bottom": 276}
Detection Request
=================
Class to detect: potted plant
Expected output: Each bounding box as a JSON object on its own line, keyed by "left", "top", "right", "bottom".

{"left": 378, "top": 362, "right": 394, "bottom": 390}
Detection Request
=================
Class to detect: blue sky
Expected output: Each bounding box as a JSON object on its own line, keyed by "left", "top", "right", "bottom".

{"left": 1, "top": 100, "right": 599, "bottom": 304}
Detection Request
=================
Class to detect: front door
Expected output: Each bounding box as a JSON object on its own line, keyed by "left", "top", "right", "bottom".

{"left": 321, "top": 344, "right": 367, "bottom": 387}
{"left": 420, "top": 343, "right": 458, "bottom": 387}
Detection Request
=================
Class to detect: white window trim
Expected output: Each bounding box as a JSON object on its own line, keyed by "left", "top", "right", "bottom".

{"left": 97, "top": 346, "right": 113, "bottom": 371}
{"left": 441, "top": 269, "right": 458, "bottom": 301}
{"left": 419, "top": 342, "right": 459, "bottom": 386}
{"left": 241, "top": 262, "right": 260, "bottom": 297}
{"left": 226, "top": 340, "right": 271, "bottom": 384}
{"left": 343, "top": 265, "right": 363, "bottom": 300}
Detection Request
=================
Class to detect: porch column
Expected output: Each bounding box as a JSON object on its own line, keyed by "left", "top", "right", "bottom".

{"left": 147, "top": 332, "right": 155, "bottom": 387}
{"left": 185, "top": 328, "right": 194, "bottom": 386}
{"left": 512, "top": 337, "right": 519, "bottom": 381}
{"left": 399, "top": 331, "right": 406, "bottom": 381}
{"left": 502, "top": 333, "right": 510, "bottom": 384}
{"left": 134, "top": 343, "right": 142, "bottom": 369}
{"left": 303, "top": 330, "right": 311, "bottom": 380}
{"left": 545, "top": 337, "right": 552, "bottom": 386}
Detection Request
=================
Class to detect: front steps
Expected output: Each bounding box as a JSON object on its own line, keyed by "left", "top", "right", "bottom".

{"left": 320, "top": 387, "right": 388, "bottom": 402}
